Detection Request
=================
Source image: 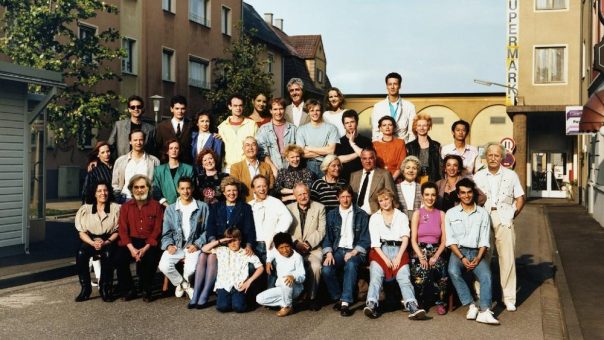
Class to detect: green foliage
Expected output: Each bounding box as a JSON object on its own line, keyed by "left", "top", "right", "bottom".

{"left": 0, "top": 0, "right": 124, "bottom": 149}
{"left": 205, "top": 27, "right": 274, "bottom": 123}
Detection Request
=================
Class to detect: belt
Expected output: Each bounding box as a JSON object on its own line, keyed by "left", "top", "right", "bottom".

{"left": 490, "top": 207, "right": 497, "bottom": 211}
{"left": 380, "top": 240, "right": 402, "bottom": 246}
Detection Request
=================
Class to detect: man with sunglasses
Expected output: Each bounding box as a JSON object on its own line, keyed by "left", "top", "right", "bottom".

{"left": 108, "top": 95, "right": 156, "bottom": 157}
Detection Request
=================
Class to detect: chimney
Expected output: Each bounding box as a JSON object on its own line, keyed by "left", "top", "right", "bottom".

{"left": 263, "top": 13, "right": 273, "bottom": 25}
{"left": 275, "top": 18, "right": 283, "bottom": 30}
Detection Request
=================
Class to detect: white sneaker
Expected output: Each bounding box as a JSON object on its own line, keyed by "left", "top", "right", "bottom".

{"left": 505, "top": 302, "right": 516, "bottom": 312}
{"left": 175, "top": 281, "right": 185, "bottom": 298}
{"left": 182, "top": 281, "right": 194, "bottom": 299}
{"left": 466, "top": 303, "right": 479, "bottom": 320}
{"left": 476, "top": 309, "right": 500, "bottom": 325}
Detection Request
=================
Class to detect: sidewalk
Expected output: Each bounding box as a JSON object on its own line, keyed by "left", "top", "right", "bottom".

{"left": 542, "top": 201, "right": 604, "bottom": 340}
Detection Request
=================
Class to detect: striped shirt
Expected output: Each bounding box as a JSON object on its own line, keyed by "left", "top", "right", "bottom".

{"left": 310, "top": 178, "right": 347, "bottom": 213}
{"left": 82, "top": 162, "right": 113, "bottom": 204}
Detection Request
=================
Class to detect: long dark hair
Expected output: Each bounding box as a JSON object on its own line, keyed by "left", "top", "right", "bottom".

{"left": 89, "top": 181, "right": 113, "bottom": 214}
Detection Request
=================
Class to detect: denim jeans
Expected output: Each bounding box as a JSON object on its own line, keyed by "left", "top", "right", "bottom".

{"left": 367, "top": 245, "right": 417, "bottom": 306}
{"left": 306, "top": 159, "right": 324, "bottom": 179}
{"left": 447, "top": 247, "right": 492, "bottom": 310}
{"left": 321, "top": 248, "right": 365, "bottom": 303}
{"left": 216, "top": 288, "right": 247, "bottom": 313}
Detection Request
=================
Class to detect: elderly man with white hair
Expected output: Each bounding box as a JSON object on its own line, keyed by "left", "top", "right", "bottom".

{"left": 285, "top": 78, "right": 309, "bottom": 127}
{"left": 473, "top": 142, "right": 525, "bottom": 312}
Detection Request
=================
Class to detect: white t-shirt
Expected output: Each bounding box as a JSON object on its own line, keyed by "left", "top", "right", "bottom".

{"left": 178, "top": 199, "right": 197, "bottom": 242}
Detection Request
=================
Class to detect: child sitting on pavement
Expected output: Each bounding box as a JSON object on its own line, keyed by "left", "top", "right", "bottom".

{"left": 201, "top": 227, "right": 263, "bottom": 313}
{"left": 256, "top": 232, "right": 306, "bottom": 317}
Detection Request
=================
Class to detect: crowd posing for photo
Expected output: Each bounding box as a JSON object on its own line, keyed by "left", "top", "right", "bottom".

{"left": 76, "top": 73, "right": 525, "bottom": 325}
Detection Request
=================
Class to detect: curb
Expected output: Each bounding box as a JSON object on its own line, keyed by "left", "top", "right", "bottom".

{"left": 0, "top": 261, "right": 75, "bottom": 290}
{"left": 543, "top": 205, "right": 584, "bottom": 340}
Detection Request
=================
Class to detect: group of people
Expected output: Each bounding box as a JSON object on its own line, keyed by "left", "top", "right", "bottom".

{"left": 75, "top": 72, "right": 525, "bottom": 325}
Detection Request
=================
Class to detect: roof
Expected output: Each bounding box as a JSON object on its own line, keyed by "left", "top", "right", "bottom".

{"left": 242, "top": 3, "right": 288, "bottom": 53}
{"left": 0, "top": 60, "right": 64, "bottom": 87}
{"left": 269, "top": 25, "right": 302, "bottom": 57}
{"left": 288, "top": 35, "right": 322, "bottom": 59}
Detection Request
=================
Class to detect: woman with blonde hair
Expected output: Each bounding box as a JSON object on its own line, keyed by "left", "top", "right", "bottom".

{"left": 405, "top": 113, "right": 442, "bottom": 183}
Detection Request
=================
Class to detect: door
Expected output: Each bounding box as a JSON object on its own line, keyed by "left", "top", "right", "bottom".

{"left": 529, "top": 152, "right": 567, "bottom": 198}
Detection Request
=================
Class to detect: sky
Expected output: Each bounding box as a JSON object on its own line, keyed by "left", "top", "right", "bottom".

{"left": 245, "top": 0, "right": 506, "bottom": 95}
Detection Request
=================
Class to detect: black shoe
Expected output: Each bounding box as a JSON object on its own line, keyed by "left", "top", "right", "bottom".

{"left": 308, "top": 299, "right": 321, "bottom": 311}
{"left": 196, "top": 302, "right": 210, "bottom": 310}
{"left": 187, "top": 302, "right": 197, "bottom": 309}
{"left": 340, "top": 304, "right": 353, "bottom": 317}
{"left": 121, "top": 290, "right": 137, "bottom": 301}
{"left": 363, "top": 302, "right": 379, "bottom": 319}
{"left": 99, "top": 285, "right": 114, "bottom": 302}
{"left": 75, "top": 284, "right": 92, "bottom": 302}
{"left": 142, "top": 291, "right": 153, "bottom": 303}
{"left": 332, "top": 301, "right": 342, "bottom": 311}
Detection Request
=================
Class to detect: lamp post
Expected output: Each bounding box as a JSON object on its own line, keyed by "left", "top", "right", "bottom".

{"left": 149, "top": 95, "right": 164, "bottom": 126}
{"left": 474, "top": 79, "right": 518, "bottom": 105}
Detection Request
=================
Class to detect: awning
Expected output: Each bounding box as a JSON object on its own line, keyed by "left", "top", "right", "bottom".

{"left": 580, "top": 90, "right": 604, "bottom": 132}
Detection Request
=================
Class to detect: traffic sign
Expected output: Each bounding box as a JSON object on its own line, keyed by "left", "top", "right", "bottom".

{"left": 500, "top": 137, "right": 516, "bottom": 153}
{"left": 502, "top": 151, "right": 515, "bottom": 168}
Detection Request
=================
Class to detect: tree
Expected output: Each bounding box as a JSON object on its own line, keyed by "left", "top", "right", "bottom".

{"left": 205, "top": 27, "right": 274, "bottom": 123}
{"left": 0, "top": 0, "right": 123, "bottom": 149}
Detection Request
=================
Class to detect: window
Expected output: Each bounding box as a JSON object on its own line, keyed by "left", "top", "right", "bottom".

{"left": 317, "top": 69, "right": 324, "bottom": 84}
{"left": 534, "top": 46, "right": 566, "bottom": 84}
{"left": 189, "top": 57, "right": 209, "bottom": 89}
{"left": 122, "top": 38, "right": 136, "bottom": 74}
{"left": 79, "top": 24, "right": 96, "bottom": 64}
{"left": 267, "top": 53, "right": 274, "bottom": 73}
{"left": 162, "top": 48, "right": 175, "bottom": 82}
{"left": 163, "top": 0, "right": 174, "bottom": 13}
{"left": 535, "top": 0, "right": 566, "bottom": 10}
{"left": 221, "top": 6, "right": 231, "bottom": 36}
{"left": 190, "top": 0, "right": 210, "bottom": 26}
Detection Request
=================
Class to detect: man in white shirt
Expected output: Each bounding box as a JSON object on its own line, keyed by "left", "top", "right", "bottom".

{"left": 249, "top": 174, "right": 293, "bottom": 264}
{"left": 158, "top": 177, "right": 209, "bottom": 301}
{"left": 371, "top": 72, "right": 416, "bottom": 143}
{"left": 112, "top": 130, "right": 160, "bottom": 203}
{"left": 321, "top": 185, "right": 370, "bottom": 316}
{"left": 440, "top": 120, "right": 481, "bottom": 175}
{"left": 473, "top": 143, "right": 525, "bottom": 312}
{"left": 155, "top": 95, "right": 193, "bottom": 164}
{"left": 285, "top": 78, "right": 310, "bottom": 127}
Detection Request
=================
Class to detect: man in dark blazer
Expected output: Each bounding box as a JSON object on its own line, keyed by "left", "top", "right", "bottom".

{"left": 108, "top": 95, "right": 156, "bottom": 157}
{"left": 155, "top": 95, "right": 193, "bottom": 164}
{"left": 350, "top": 148, "right": 396, "bottom": 214}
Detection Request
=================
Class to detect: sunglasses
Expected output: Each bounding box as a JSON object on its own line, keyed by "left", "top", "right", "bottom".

{"left": 129, "top": 105, "right": 143, "bottom": 110}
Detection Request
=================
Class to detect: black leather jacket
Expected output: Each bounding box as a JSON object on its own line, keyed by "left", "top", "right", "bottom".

{"left": 406, "top": 136, "right": 442, "bottom": 182}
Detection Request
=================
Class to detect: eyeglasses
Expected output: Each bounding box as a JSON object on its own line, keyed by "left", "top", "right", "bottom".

{"left": 129, "top": 105, "right": 143, "bottom": 110}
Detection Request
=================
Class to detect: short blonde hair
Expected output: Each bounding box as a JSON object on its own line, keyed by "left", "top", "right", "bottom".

{"left": 220, "top": 176, "right": 241, "bottom": 194}
{"left": 284, "top": 144, "right": 304, "bottom": 158}
{"left": 375, "top": 188, "right": 400, "bottom": 209}
{"left": 412, "top": 113, "right": 433, "bottom": 135}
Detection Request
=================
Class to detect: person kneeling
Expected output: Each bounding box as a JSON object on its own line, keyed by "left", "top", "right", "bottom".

{"left": 364, "top": 188, "right": 426, "bottom": 320}
{"left": 202, "top": 228, "right": 263, "bottom": 313}
{"left": 256, "top": 232, "right": 305, "bottom": 317}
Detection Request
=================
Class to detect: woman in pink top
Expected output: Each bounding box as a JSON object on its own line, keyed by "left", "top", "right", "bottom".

{"left": 410, "top": 181, "right": 449, "bottom": 315}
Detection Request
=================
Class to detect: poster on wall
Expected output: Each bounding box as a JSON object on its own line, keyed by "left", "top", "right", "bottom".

{"left": 565, "top": 106, "right": 584, "bottom": 135}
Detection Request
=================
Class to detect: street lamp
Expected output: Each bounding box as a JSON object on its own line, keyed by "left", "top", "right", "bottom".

{"left": 474, "top": 79, "right": 518, "bottom": 105}
{"left": 149, "top": 95, "right": 164, "bottom": 126}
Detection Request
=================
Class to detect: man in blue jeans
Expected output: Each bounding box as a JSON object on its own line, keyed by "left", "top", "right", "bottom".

{"left": 445, "top": 178, "right": 499, "bottom": 325}
{"left": 321, "top": 185, "right": 370, "bottom": 316}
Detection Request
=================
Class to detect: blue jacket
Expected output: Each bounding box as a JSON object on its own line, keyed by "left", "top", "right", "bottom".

{"left": 322, "top": 205, "right": 370, "bottom": 255}
{"left": 191, "top": 131, "right": 224, "bottom": 169}
{"left": 255, "top": 121, "right": 296, "bottom": 170}
{"left": 161, "top": 199, "right": 209, "bottom": 250}
{"left": 206, "top": 200, "right": 256, "bottom": 248}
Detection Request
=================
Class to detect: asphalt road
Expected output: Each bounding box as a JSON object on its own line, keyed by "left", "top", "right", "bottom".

{"left": 0, "top": 204, "right": 557, "bottom": 339}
